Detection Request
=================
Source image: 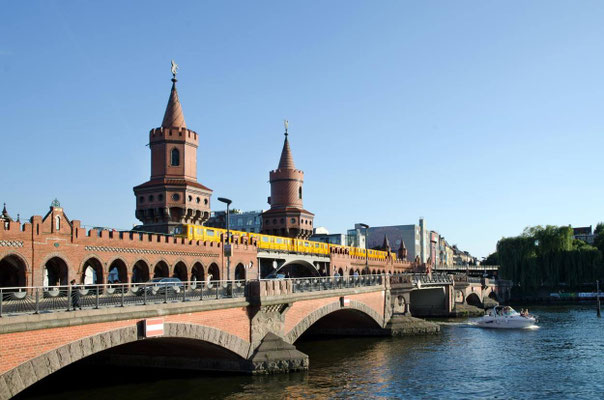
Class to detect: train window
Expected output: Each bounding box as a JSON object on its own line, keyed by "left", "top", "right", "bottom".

{"left": 276, "top": 238, "right": 282, "bottom": 244}
{"left": 262, "top": 237, "right": 269, "bottom": 242}
{"left": 315, "top": 243, "right": 319, "bottom": 248}
{"left": 304, "top": 242, "right": 309, "bottom": 247}
{"left": 206, "top": 230, "right": 215, "bottom": 236}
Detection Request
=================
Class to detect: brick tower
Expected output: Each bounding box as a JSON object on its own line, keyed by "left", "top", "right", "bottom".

{"left": 262, "top": 123, "right": 314, "bottom": 238}
{"left": 133, "top": 66, "right": 212, "bottom": 234}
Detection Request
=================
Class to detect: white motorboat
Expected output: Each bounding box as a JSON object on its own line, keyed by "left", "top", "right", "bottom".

{"left": 474, "top": 306, "right": 537, "bottom": 329}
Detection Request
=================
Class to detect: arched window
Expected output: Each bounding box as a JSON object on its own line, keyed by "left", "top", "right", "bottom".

{"left": 55, "top": 216, "right": 60, "bottom": 231}
{"left": 170, "top": 148, "right": 180, "bottom": 166}
{"left": 299, "top": 186, "right": 302, "bottom": 199}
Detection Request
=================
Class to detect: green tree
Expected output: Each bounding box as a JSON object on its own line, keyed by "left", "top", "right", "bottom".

{"left": 483, "top": 252, "right": 498, "bottom": 265}
{"left": 594, "top": 223, "right": 604, "bottom": 253}
{"left": 497, "top": 224, "right": 604, "bottom": 293}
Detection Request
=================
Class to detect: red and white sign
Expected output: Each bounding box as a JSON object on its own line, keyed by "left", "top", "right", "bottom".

{"left": 144, "top": 318, "right": 164, "bottom": 337}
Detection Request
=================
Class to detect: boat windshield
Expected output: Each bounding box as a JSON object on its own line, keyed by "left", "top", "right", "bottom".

{"left": 502, "top": 306, "right": 519, "bottom": 316}
{"left": 492, "top": 306, "right": 519, "bottom": 316}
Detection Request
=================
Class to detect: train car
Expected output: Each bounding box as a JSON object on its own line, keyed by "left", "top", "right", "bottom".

{"left": 175, "top": 223, "right": 389, "bottom": 260}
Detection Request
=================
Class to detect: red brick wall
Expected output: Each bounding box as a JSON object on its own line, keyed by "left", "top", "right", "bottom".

{"left": 0, "top": 307, "right": 252, "bottom": 375}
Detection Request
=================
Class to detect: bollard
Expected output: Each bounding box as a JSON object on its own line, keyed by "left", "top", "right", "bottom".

{"left": 597, "top": 280, "right": 601, "bottom": 318}
{"left": 67, "top": 286, "right": 72, "bottom": 311}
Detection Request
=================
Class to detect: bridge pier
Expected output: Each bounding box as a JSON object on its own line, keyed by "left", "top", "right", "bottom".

{"left": 248, "top": 332, "right": 309, "bottom": 374}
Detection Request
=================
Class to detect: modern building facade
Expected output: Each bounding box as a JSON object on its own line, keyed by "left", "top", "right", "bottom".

{"left": 207, "top": 210, "right": 264, "bottom": 233}
{"left": 348, "top": 218, "right": 428, "bottom": 263}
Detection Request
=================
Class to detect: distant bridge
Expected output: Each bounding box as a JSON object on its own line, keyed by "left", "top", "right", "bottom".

{"left": 433, "top": 265, "right": 500, "bottom": 273}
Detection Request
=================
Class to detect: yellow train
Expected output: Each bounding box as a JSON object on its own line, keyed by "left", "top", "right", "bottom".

{"left": 174, "top": 224, "right": 395, "bottom": 261}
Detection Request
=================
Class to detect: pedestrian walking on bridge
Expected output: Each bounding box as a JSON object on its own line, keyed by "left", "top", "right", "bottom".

{"left": 70, "top": 279, "right": 82, "bottom": 311}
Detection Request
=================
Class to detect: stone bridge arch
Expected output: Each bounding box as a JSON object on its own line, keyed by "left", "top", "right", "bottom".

{"left": 466, "top": 292, "right": 482, "bottom": 307}
{"left": 285, "top": 300, "right": 384, "bottom": 343}
{"left": 0, "top": 322, "right": 251, "bottom": 398}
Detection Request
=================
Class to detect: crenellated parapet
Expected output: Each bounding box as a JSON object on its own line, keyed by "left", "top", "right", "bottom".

{"left": 0, "top": 204, "right": 260, "bottom": 287}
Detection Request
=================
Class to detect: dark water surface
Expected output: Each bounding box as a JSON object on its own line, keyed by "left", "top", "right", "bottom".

{"left": 17, "top": 306, "right": 604, "bottom": 399}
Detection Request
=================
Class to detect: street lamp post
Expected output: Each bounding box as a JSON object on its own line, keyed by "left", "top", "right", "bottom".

{"left": 217, "top": 197, "right": 232, "bottom": 280}
{"left": 358, "top": 223, "right": 369, "bottom": 274}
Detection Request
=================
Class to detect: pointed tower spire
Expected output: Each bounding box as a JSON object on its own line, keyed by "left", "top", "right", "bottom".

{"left": 278, "top": 123, "right": 295, "bottom": 170}
{"left": 398, "top": 237, "right": 408, "bottom": 261}
{"left": 134, "top": 61, "right": 213, "bottom": 234}
{"left": 1, "top": 203, "right": 13, "bottom": 222}
{"left": 382, "top": 235, "right": 391, "bottom": 251}
{"left": 161, "top": 65, "right": 187, "bottom": 129}
{"left": 262, "top": 121, "right": 314, "bottom": 239}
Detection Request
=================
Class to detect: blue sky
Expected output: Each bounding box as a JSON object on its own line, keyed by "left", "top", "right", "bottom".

{"left": 1, "top": 1, "right": 603, "bottom": 258}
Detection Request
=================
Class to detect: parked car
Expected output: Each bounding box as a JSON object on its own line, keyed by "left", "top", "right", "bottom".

{"left": 136, "top": 277, "right": 184, "bottom": 296}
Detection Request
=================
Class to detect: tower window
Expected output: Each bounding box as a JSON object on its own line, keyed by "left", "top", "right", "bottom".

{"left": 55, "top": 216, "right": 60, "bottom": 230}
{"left": 171, "top": 148, "right": 180, "bottom": 166}
{"left": 299, "top": 187, "right": 302, "bottom": 199}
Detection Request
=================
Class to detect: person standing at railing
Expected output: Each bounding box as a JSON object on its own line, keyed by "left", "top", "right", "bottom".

{"left": 69, "top": 279, "right": 82, "bottom": 311}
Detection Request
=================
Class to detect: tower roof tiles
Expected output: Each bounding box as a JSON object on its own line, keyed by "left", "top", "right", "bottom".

{"left": 277, "top": 134, "right": 296, "bottom": 170}
{"left": 161, "top": 79, "right": 187, "bottom": 129}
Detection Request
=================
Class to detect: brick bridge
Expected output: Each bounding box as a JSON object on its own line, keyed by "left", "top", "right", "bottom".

{"left": 0, "top": 205, "right": 508, "bottom": 399}
{"left": 0, "top": 273, "right": 453, "bottom": 399}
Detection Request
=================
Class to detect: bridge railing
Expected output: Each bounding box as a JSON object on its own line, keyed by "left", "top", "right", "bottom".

{"left": 0, "top": 273, "right": 450, "bottom": 318}
{"left": 289, "top": 274, "right": 384, "bottom": 294}
{"left": 0, "top": 280, "right": 247, "bottom": 318}
{"left": 433, "top": 265, "right": 500, "bottom": 271}
{"left": 411, "top": 273, "right": 453, "bottom": 284}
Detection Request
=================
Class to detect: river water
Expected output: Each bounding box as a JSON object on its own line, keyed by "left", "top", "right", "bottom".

{"left": 17, "top": 306, "right": 604, "bottom": 399}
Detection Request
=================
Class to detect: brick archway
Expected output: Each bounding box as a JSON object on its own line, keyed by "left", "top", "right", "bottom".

{"left": 0, "top": 252, "right": 29, "bottom": 288}
{"left": 284, "top": 300, "right": 384, "bottom": 343}
{"left": 0, "top": 322, "right": 251, "bottom": 398}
